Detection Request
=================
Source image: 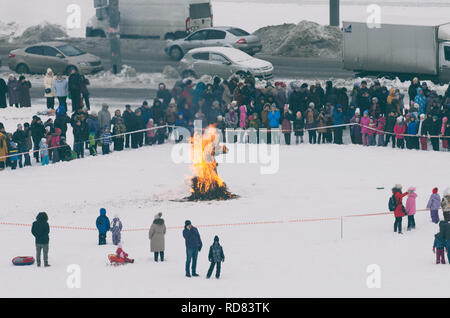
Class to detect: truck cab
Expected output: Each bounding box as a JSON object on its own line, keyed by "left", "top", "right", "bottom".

{"left": 439, "top": 42, "right": 450, "bottom": 83}
{"left": 86, "top": 0, "right": 212, "bottom": 40}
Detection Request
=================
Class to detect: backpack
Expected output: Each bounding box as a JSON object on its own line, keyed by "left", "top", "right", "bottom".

{"left": 388, "top": 194, "right": 398, "bottom": 212}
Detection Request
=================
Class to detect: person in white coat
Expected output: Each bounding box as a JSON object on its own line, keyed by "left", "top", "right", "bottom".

{"left": 44, "top": 68, "right": 56, "bottom": 109}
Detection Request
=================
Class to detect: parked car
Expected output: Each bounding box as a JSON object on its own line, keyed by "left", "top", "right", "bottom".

{"left": 87, "top": 0, "right": 212, "bottom": 40}
{"left": 8, "top": 42, "right": 103, "bottom": 75}
{"left": 178, "top": 47, "right": 273, "bottom": 80}
{"left": 165, "top": 26, "right": 262, "bottom": 60}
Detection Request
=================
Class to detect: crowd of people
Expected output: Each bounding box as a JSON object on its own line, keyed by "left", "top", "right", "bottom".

{"left": 1, "top": 72, "right": 450, "bottom": 171}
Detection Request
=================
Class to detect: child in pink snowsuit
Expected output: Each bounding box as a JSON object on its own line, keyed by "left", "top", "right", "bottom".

{"left": 239, "top": 105, "right": 248, "bottom": 129}
{"left": 405, "top": 187, "right": 417, "bottom": 231}
{"left": 116, "top": 243, "right": 134, "bottom": 263}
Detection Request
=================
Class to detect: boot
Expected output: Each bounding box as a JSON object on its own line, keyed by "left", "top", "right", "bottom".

{"left": 186, "top": 273, "right": 191, "bottom": 278}
{"left": 44, "top": 264, "right": 51, "bottom": 267}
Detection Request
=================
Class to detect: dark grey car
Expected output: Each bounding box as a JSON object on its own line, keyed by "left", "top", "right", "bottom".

{"left": 8, "top": 42, "right": 103, "bottom": 75}
{"left": 165, "top": 26, "right": 262, "bottom": 60}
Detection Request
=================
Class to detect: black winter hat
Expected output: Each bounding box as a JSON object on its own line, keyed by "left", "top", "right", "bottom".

{"left": 214, "top": 236, "right": 219, "bottom": 242}
{"left": 185, "top": 220, "right": 192, "bottom": 227}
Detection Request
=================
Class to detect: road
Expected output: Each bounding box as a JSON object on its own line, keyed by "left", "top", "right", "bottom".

{"left": 0, "top": 38, "right": 354, "bottom": 80}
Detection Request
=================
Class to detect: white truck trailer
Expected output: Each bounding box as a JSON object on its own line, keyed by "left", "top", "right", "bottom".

{"left": 343, "top": 21, "right": 450, "bottom": 83}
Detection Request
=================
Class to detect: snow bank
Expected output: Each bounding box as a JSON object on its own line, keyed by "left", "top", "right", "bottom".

{"left": 0, "top": 21, "right": 20, "bottom": 42}
{"left": 13, "top": 22, "right": 68, "bottom": 44}
{"left": 254, "top": 21, "right": 343, "bottom": 58}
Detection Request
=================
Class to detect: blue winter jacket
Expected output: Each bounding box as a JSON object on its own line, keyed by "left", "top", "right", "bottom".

{"left": 333, "top": 107, "right": 344, "bottom": 125}
{"left": 268, "top": 110, "right": 281, "bottom": 128}
{"left": 96, "top": 209, "right": 110, "bottom": 234}
{"left": 414, "top": 88, "right": 426, "bottom": 115}
{"left": 407, "top": 120, "right": 419, "bottom": 135}
{"left": 183, "top": 226, "right": 203, "bottom": 249}
{"left": 434, "top": 235, "right": 446, "bottom": 250}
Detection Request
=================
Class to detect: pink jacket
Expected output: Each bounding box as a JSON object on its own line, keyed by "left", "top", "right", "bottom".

{"left": 376, "top": 117, "right": 386, "bottom": 135}
{"left": 360, "top": 116, "right": 370, "bottom": 134}
{"left": 405, "top": 192, "right": 417, "bottom": 215}
{"left": 239, "top": 105, "right": 247, "bottom": 128}
{"left": 394, "top": 124, "right": 406, "bottom": 139}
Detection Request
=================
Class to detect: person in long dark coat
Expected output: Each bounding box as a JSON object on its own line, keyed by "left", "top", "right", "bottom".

{"left": 31, "top": 212, "right": 50, "bottom": 267}
{"left": 0, "top": 78, "right": 7, "bottom": 108}
{"left": 7, "top": 74, "right": 19, "bottom": 107}
{"left": 18, "top": 75, "right": 32, "bottom": 108}
{"left": 68, "top": 69, "right": 82, "bottom": 113}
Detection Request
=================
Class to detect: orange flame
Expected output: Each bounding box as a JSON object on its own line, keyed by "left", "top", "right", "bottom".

{"left": 190, "top": 125, "right": 226, "bottom": 195}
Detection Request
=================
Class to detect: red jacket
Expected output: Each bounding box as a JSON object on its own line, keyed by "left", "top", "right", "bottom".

{"left": 393, "top": 191, "right": 408, "bottom": 217}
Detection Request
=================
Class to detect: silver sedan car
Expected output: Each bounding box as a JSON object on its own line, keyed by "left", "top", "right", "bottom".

{"left": 8, "top": 42, "right": 103, "bottom": 75}
{"left": 179, "top": 47, "right": 273, "bottom": 80}
{"left": 165, "top": 27, "right": 262, "bottom": 60}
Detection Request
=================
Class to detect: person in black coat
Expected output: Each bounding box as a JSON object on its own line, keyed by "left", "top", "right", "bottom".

{"left": 58, "top": 136, "right": 73, "bottom": 161}
{"left": 30, "top": 117, "right": 45, "bottom": 162}
{"left": 429, "top": 116, "right": 441, "bottom": 151}
{"left": 206, "top": 236, "right": 225, "bottom": 279}
{"left": 68, "top": 69, "right": 82, "bottom": 113}
{"left": 122, "top": 105, "right": 134, "bottom": 148}
{"left": 0, "top": 78, "right": 7, "bottom": 108}
{"left": 31, "top": 212, "right": 50, "bottom": 267}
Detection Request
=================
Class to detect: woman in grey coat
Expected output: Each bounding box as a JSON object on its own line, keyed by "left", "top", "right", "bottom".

{"left": 7, "top": 74, "right": 19, "bottom": 107}
{"left": 149, "top": 212, "right": 166, "bottom": 262}
{"left": 18, "top": 75, "right": 32, "bottom": 108}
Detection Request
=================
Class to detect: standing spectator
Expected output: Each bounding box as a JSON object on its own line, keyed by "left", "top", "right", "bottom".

{"left": 376, "top": 115, "right": 386, "bottom": 146}
{"left": 429, "top": 116, "right": 441, "bottom": 151}
{"left": 122, "top": 105, "right": 133, "bottom": 148}
{"left": 0, "top": 78, "right": 7, "bottom": 109}
{"left": 414, "top": 88, "right": 426, "bottom": 116}
{"left": 268, "top": 104, "right": 281, "bottom": 144}
{"left": 408, "top": 77, "right": 420, "bottom": 102}
{"left": 111, "top": 215, "right": 122, "bottom": 246}
{"left": 68, "top": 68, "right": 82, "bottom": 112}
{"left": 183, "top": 220, "right": 202, "bottom": 277}
{"left": 405, "top": 187, "right": 417, "bottom": 231}
{"left": 39, "top": 138, "right": 49, "bottom": 166}
{"left": 367, "top": 118, "right": 377, "bottom": 146}
{"left": 12, "top": 124, "right": 26, "bottom": 167}
{"left": 406, "top": 114, "right": 419, "bottom": 150}
{"left": 360, "top": 110, "right": 370, "bottom": 146}
{"left": 80, "top": 74, "right": 90, "bottom": 110}
{"left": 31, "top": 212, "right": 50, "bottom": 267}
{"left": 44, "top": 68, "right": 55, "bottom": 109}
{"left": 433, "top": 230, "right": 446, "bottom": 264}
{"left": 305, "top": 103, "right": 318, "bottom": 144}
{"left": 333, "top": 104, "right": 344, "bottom": 144}
{"left": 281, "top": 105, "right": 293, "bottom": 145}
{"left": 113, "top": 116, "right": 126, "bottom": 151}
{"left": 100, "top": 126, "right": 112, "bottom": 155}
{"left": 293, "top": 111, "right": 305, "bottom": 144}
{"left": 206, "top": 236, "right": 225, "bottom": 279}
{"left": 427, "top": 187, "right": 441, "bottom": 224}
{"left": 392, "top": 184, "right": 408, "bottom": 234}
{"left": 441, "top": 117, "right": 448, "bottom": 150}
{"left": 394, "top": 116, "right": 406, "bottom": 149}
{"left": 72, "top": 120, "right": 86, "bottom": 159}
{"left": 50, "top": 128, "right": 61, "bottom": 163}
{"left": 418, "top": 114, "right": 429, "bottom": 150}
{"left": 98, "top": 103, "right": 112, "bottom": 133}
{"left": 96, "top": 208, "right": 110, "bottom": 245}
{"left": 53, "top": 74, "right": 69, "bottom": 109}
{"left": 7, "top": 74, "right": 19, "bottom": 107}
{"left": 18, "top": 75, "right": 32, "bottom": 108}
{"left": 441, "top": 188, "right": 450, "bottom": 222}
{"left": 149, "top": 212, "right": 166, "bottom": 262}
{"left": 1, "top": 124, "right": 8, "bottom": 170}
{"left": 31, "top": 117, "right": 45, "bottom": 163}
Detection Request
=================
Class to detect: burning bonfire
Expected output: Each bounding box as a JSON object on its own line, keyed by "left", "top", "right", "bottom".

{"left": 186, "top": 126, "right": 237, "bottom": 201}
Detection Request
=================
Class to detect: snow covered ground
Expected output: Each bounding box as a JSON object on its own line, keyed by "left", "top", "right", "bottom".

{"left": 0, "top": 132, "right": 449, "bottom": 297}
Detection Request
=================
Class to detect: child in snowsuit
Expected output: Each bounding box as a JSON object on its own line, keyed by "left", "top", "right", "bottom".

{"left": 405, "top": 187, "right": 417, "bottom": 231}
{"left": 101, "top": 127, "right": 112, "bottom": 155}
{"left": 39, "top": 138, "right": 49, "bottom": 166}
{"left": 427, "top": 188, "right": 441, "bottom": 224}
{"left": 88, "top": 132, "right": 97, "bottom": 156}
{"left": 433, "top": 232, "right": 446, "bottom": 264}
{"left": 111, "top": 216, "right": 123, "bottom": 246}
{"left": 116, "top": 243, "right": 134, "bottom": 263}
{"left": 96, "top": 208, "right": 110, "bottom": 245}
{"left": 206, "top": 236, "right": 225, "bottom": 279}
{"left": 9, "top": 142, "right": 20, "bottom": 170}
